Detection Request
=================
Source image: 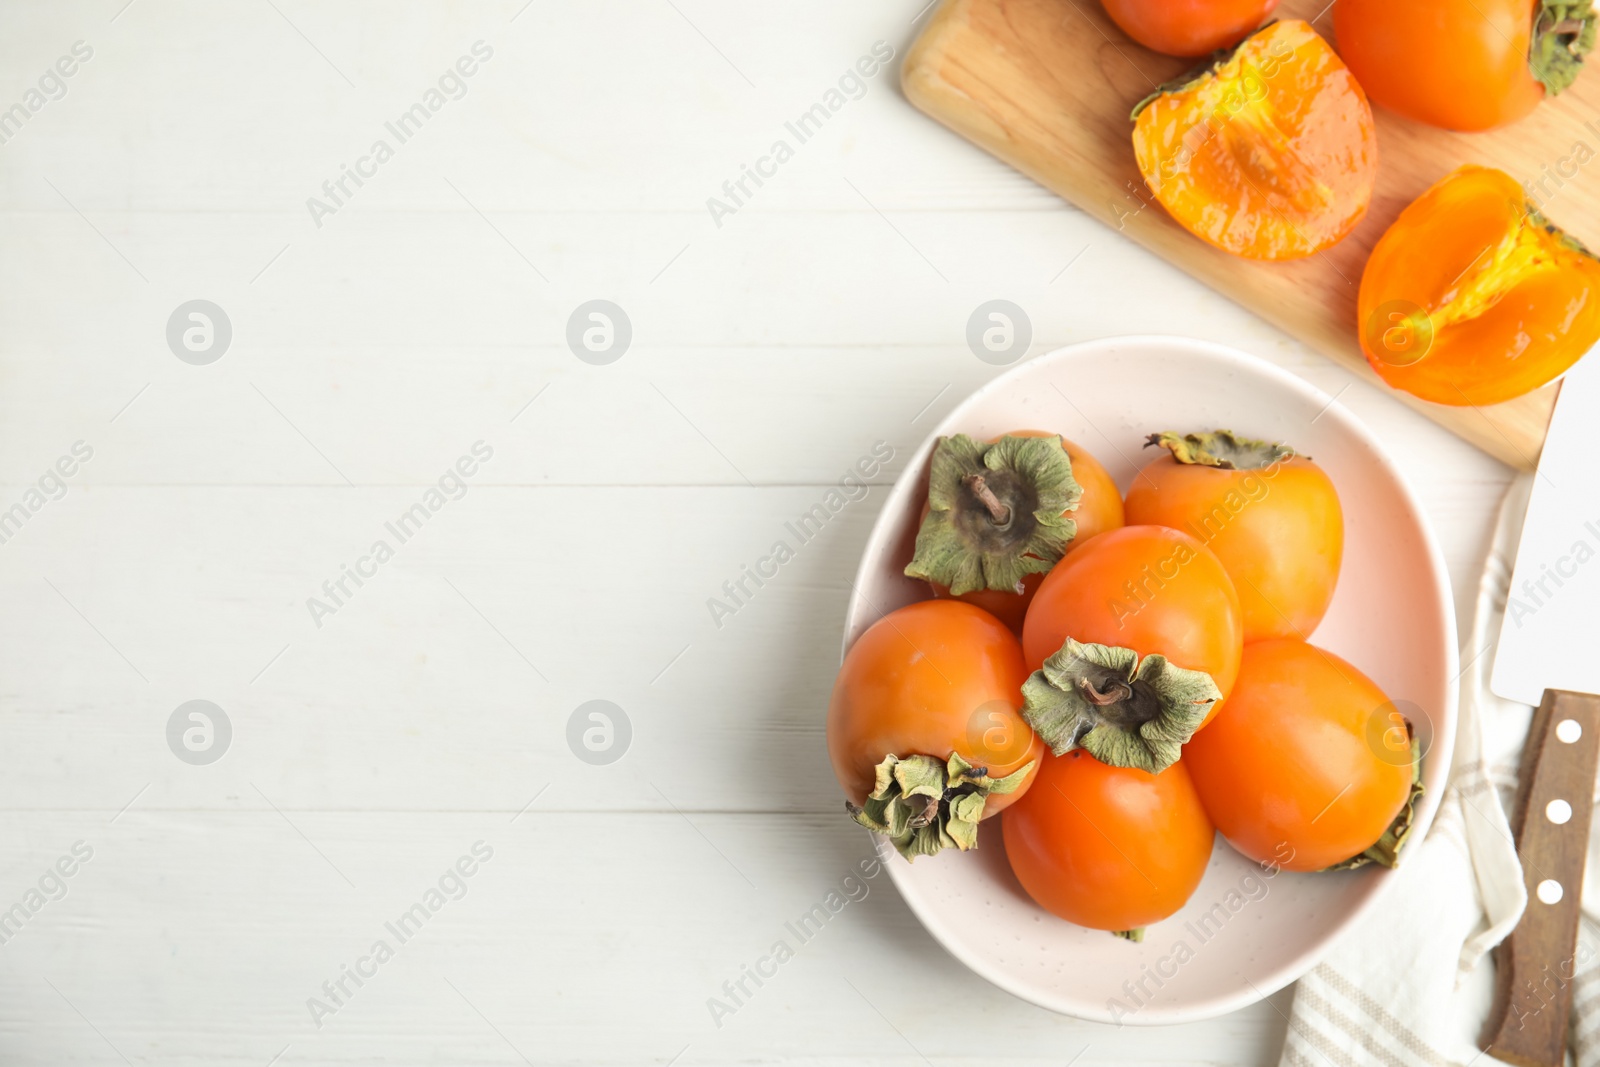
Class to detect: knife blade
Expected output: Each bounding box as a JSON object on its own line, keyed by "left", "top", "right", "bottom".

{"left": 1483, "top": 353, "right": 1600, "bottom": 1067}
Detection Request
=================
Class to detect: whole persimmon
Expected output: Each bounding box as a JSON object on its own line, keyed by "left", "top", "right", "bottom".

{"left": 1183, "top": 638, "right": 1419, "bottom": 872}
{"left": 1334, "top": 0, "right": 1592, "bottom": 132}
{"left": 906, "top": 432, "right": 1124, "bottom": 632}
{"left": 827, "top": 599, "right": 1043, "bottom": 859}
{"left": 1131, "top": 20, "right": 1378, "bottom": 260}
{"left": 1125, "top": 430, "right": 1343, "bottom": 642}
{"left": 1020, "top": 525, "right": 1243, "bottom": 773}
{"left": 1101, "top": 0, "right": 1278, "bottom": 57}
{"left": 1003, "top": 750, "right": 1215, "bottom": 937}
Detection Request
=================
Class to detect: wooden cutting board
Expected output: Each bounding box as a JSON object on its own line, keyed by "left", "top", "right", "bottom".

{"left": 903, "top": 0, "right": 1600, "bottom": 469}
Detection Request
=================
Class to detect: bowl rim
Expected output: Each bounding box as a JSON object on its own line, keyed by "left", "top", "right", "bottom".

{"left": 842, "top": 334, "right": 1460, "bottom": 1025}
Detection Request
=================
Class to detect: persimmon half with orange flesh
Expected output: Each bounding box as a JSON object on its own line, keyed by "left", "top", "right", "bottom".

{"left": 1131, "top": 19, "right": 1378, "bottom": 260}
{"left": 1358, "top": 165, "right": 1600, "bottom": 406}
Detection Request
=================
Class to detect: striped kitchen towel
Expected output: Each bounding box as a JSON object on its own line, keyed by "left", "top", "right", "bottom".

{"left": 1280, "top": 475, "right": 1575, "bottom": 1067}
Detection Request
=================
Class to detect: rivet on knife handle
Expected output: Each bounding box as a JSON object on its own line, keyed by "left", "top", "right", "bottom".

{"left": 1482, "top": 690, "right": 1600, "bottom": 1067}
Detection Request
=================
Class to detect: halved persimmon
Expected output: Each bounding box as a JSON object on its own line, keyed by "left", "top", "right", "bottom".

{"left": 1358, "top": 165, "right": 1600, "bottom": 406}
{"left": 1131, "top": 19, "right": 1378, "bottom": 260}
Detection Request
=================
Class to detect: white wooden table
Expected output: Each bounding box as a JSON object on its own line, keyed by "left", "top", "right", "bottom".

{"left": 0, "top": 1, "right": 1513, "bottom": 1063}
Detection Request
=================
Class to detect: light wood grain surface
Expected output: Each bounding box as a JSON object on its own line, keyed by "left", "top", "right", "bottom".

{"left": 903, "top": 0, "right": 1600, "bottom": 469}
{"left": 0, "top": 1, "right": 1512, "bottom": 1064}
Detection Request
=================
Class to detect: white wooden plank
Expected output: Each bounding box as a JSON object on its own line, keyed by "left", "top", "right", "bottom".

{"left": 0, "top": 485, "right": 880, "bottom": 815}
{"left": 0, "top": 812, "right": 1292, "bottom": 1065}
{"left": 0, "top": 206, "right": 1503, "bottom": 492}
{"left": 0, "top": 0, "right": 1067, "bottom": 214}
{"left": 0, "top": 468, "right": 1503, "bottom": 817}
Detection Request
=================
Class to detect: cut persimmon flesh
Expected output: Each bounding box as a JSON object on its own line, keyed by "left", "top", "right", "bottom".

{"left": 1131, "top": 20, "right": 1378, "bottom": 261}
{"left": 1358, "top": 165, "right": 1600, "bottom": 406}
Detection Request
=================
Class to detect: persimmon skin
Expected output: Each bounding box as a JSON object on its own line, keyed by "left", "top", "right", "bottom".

{"left": 1102, "top": 0, "right": 1278, "bottom": 57}
{"left": 1132, "top": 20, "right": 1377, "bottom": 260}
{"left": 935, "top": 578, "right": 1046, "bottom": 635}
{"left": 1183, "top": 639, "right": 1412, "bottom": 872}
{"left": 1003, "top": 750, "right": 1215, "bottom": 931}
{"left": 1357, "top": 165, "right": 1600, "bottom": 406}
{"left": 1333, "top": 0, "right": 1546, "bottom": 132}
{"left": 931, "top": 433, "right": 1126, "bottom": 632}
{"left": 828, "top": 600, "right": 1043, "bottom": 816}
{"left": 1022, "top": 525, "right": 1243, "bottom": 724}
{"left": 1124, "top": 455, "right": 1343, "bottom": 641}
{"left": 1043, "top": 434, "right": 1126, "bottom": 547}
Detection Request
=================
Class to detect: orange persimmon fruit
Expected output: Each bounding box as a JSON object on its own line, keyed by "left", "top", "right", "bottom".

{"left": 1101, "top": 0, "right": 1280, "bottom": 57}
{"left": 906, "top": 432, "right": 1124, "bottom": 633}
{"left": 1183, "top": 638, "right": 1420, "bottom": 872}
{"left": 827, "top": 599, "right": 1044, "bottom": 859}
{"left": 1019, "top": 525, "right": 1243, "bottom": 774}
{"left": 1358, "top": 165, "right": 1600, "bottom": 406}
{"left": 1131, "top": 19, "right": 1378, "bottom": 260}
{"left": 1125, "top": 430, "right": 1343, "bottom": 642}
{"left": 1334, "top": 0, "right": 1594, "bottom": 132}
{"left": 1003, "top": 750, "right": 1215, "bottom": 937}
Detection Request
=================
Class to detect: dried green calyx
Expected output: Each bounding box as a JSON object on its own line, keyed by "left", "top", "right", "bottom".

{"left": 1147, "top": 429, "right": 1296, "bottom": 470}
{"left": 1531, "top": 0, "right": 1596, "bottom": 96}
{"left": 846, "top": 752, "right": 1035, "bottom": 860}
{"left": 1323, "top": 726, "right": 1425, "bottom": 871}
{"left": 904, "top": 434, "right": 1082, "bottom": 597}
{"left": 1021, "top": 639, "right": 1222, "bottom": 774}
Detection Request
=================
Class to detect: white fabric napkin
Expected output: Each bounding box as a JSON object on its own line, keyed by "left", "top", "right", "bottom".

{"left": 1275, "top": 474, "right": 1600, "bottom": 1067}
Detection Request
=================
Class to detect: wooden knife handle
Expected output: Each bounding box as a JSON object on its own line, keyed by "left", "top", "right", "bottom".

{"left": 1483, "top": 690, "right": 1600, "bottom": 1067}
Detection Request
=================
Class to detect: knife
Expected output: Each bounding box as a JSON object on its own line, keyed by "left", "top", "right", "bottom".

{"left": 1483, "top": 353, "right": 1600, "bottom": 1067}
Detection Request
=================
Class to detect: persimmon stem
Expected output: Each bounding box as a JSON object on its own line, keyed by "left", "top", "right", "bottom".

{"left": 1024, "top": 639, "right": 1221, "bottom": 772}
{"left": 903, "top": 793, "right": 938, "bottom": 829}
{"left": 904, "top": 434, "right": 1081, "bottom": 597}
{"left": 848, "top": 752, "right": 1036, "bottom": 860}
{"left": 1080, "top": 678, "right": 1132, "bottom": 707}
{"left": 962, "top": 474, "right": 1012, "bottom": 525}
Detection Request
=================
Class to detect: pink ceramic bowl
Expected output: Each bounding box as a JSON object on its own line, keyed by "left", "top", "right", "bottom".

{"left": 842, "top": 336, "right": 1457, "bottom": 1024}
